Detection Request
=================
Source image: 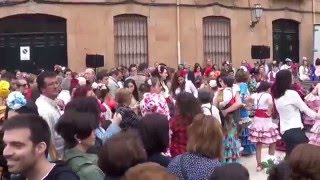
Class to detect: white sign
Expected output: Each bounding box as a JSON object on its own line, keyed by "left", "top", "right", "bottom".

{"left": 20, "top": 46, "right": 30, "bottom": 61}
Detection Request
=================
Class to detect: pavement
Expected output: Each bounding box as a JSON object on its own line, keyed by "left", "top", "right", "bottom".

{"left": 239, "top": 148, "right": 286, "bottom": 180}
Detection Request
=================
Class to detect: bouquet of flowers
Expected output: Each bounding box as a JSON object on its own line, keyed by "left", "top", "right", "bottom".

{"left": 261, "top": 155, "right": 285, "bottom": 174}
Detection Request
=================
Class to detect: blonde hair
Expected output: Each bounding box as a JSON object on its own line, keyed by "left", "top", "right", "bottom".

{"left": 115, "top": 88, "right": 132, "bottom": 106}
{"left": 123, "top": 162, "right": 178, "bottom": 180}
{"left": 187, "top": 114, "right": 223, "bottom": 159}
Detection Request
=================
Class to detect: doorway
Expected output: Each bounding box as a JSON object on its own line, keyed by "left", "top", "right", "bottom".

{"left": 0, "top": 14, "right": 67, "bottom": 73}
{"left": 272, "top": 19, "right": 299, "bottom": 63}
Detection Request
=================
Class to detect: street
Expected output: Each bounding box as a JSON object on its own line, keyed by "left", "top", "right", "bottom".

{"left": 240, "top": 148, "right": 286, "bottom": 180}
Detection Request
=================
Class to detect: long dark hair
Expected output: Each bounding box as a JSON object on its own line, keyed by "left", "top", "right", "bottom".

{"left": 171, "top": 71, "right": 186, "bottom": 97}
{"left": 152, "top": 65, "right": 169, "bottom": 92}
{"left": 271, "top": 70, "right": 292, "bottom": 99}
{"left": 175, "top": 92, "right": 202, "bottom": 126}
{"left": 124, "top": 79, "right": 139, "bottom": 101}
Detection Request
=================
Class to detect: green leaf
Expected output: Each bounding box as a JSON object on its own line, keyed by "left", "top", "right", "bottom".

{"left": 267, "top": 159, "right": 275, "bottom": 166}
{"left": 261, "top": 162, "right": 269, "bottom": 168}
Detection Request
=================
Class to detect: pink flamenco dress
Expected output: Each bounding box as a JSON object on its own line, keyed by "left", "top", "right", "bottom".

{"left": 303, "top": 92, "right": 320, "bottom": 127}
{"left": 249, "top": 109, "right": 281, "bottom": 144}
{"left": 309, "top": 120, "right": 320, "bottom": 146}
{"left": 248, "top": 93, "right": 281, "bottom": 145}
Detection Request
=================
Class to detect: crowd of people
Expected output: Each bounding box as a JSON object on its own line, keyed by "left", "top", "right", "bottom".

{"left": 0, "top": 58, "right": 319, "bottom": 180}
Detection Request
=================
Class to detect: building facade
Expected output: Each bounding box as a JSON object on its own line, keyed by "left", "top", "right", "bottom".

{"left": 0, "top": 0, "right": 319, "bottom": 72}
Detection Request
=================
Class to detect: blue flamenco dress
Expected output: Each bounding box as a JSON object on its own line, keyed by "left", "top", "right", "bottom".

{"left": 219, "top": 89, "right": 241, "bottom": 164}
{"left": 238, "top": 83, "right": 256, "bottom": 156}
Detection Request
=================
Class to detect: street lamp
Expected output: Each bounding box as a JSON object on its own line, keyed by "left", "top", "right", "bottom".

{"left": 250, "top": 4, "right": 263, "bottom": 28}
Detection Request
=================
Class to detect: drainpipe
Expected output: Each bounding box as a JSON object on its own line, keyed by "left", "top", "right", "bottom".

{"left": 313, "top": 0, "right": 316, "bottom": 64}
{"left": 313, "top": 0, "right": 316, "bottom": 25}
{"left": 177, "top": 0, "right": 181, "bottom": 65}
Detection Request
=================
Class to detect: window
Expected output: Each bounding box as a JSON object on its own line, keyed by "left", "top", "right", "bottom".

{"left": 203, "top": 16, "right": 231, "bottom": 68}
{"left": 114, "top": 14, "right": 148, "bottom": 67}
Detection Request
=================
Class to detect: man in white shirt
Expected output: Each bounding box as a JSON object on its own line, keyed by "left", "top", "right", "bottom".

{"left": 35, "top": 71, "right": 63, "bottom": 160}
{"left": 108, "top": 69, "right": 123, "bottom": 97}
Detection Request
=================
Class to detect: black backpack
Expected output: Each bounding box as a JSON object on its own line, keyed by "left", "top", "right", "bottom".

{"left": 45, "top": 161, "right": 79, "bottom": 180}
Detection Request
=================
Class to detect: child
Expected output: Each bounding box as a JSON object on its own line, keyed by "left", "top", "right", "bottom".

{"left": 246, "top": 81, "right": 281, "bottom": 171}
{"left": 235, "top": 69, "right": 255, "bottom": 156}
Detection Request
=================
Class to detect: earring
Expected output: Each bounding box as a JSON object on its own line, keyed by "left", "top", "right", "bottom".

{"left": 78, "top": 140, "right": 81, "bottom": 144}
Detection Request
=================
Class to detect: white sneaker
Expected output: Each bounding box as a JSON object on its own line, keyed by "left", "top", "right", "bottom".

{"left": 239, "top": 147, "right": 244, "bottom": 152}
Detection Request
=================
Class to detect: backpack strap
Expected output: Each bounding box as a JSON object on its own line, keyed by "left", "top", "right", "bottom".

{"left": 202, "top": 105, "right": 213, "bottom": 115}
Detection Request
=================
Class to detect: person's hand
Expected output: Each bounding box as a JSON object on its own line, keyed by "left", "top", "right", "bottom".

{"left": 112, "top": 112, "right": 122, "bottom": 125}
{"left": 221, "top": 110, "right": 228, "bottom": 117}
{"left": 56, "top": 100, "right": 65, "bottom": 110}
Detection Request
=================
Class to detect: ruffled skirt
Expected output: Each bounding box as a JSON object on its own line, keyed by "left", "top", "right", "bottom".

{"left": 223, "top": 133, "right": 241, "bottom": 164}
{"left": 309, "top": 121, "right": 320, "bottom": 146}
{"left": 303, "top": 94, "right": 320, "bottom": 126}
{"left": 249, "top": 117, "right": 281, "bottom": 144}
{"left": 239, "top": 125, "right": 256, "bottom": 156}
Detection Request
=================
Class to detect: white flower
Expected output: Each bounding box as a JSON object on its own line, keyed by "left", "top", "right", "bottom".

{"left": 91, "top": 82, "right": 98, "bottom": 89}
{"left": 98, "top": 83, "right": 107, "bottom": 90}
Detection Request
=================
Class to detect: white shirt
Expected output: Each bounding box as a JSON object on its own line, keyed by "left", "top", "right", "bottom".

{"left": 175, "top": 80, "right": 198, "bottom": 98}
{"left": 201, "top": 103, "right": 221, "bottom": 124}
{"left": 57, "top": 90, "right": 71, "bottom": 105}
{"left": 219, "top": 85, "right": 239, "bottom": 108}
{"left": 280, "top": 64, "right": 291, "bottom": 70}
{"left": 251, "top": 92, "right": 272, "bottom": 110}
{"left": 299, "top": 66, "right": 310, "bottom": 81}
{"left": 107, "top": 76, "right": 120, "bottom": 98}
{"left": 36, "top": 95, "right": 64, "bottom": 157}
{"left": 274, "top": 90, "right": 317, "bottom": 134}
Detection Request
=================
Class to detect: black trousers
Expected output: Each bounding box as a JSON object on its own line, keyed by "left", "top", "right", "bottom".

{"left": 282, "top": 128, "right": 308, "bottom": 156}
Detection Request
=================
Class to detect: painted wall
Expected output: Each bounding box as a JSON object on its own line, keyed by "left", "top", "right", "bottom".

{"left": 0, "top": 0, "right": 320, "bottom": 71}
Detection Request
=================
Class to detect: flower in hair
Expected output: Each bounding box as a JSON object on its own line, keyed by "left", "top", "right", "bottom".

{"left": 91, "top": 82, "right": 98, "bottom": 89}
{"left": 6, "top": 91, "right": 27, "bottom": 110}
{"left": 98, "top": 83, "right": 107, "bottom": 90}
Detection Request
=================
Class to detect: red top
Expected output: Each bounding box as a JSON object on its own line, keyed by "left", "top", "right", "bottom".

{"left": 204, "top": 67, "right": 213, "bottom": 77}
{"left": 105, "top": 96, "right": 117, "bottom": 112}
{"left": 25, "top": 88, "right": 32, "bottom": 100}
{"left": 169, "top": 115, "right": 188, "bottom": 157}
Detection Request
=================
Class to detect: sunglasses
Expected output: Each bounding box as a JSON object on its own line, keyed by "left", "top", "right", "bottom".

{"left": 18, "top": 84, "right": 28, "bottom": 87}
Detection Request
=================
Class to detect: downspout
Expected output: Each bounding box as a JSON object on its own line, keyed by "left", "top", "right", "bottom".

{"left": 177, "top": 0, "right": 181, "bottom": 65}
{"left": 313, "top": 0, "right": 316, "bottom": 63}
{"left": 312, "top": 0, "right": 316, "bottom": 25}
